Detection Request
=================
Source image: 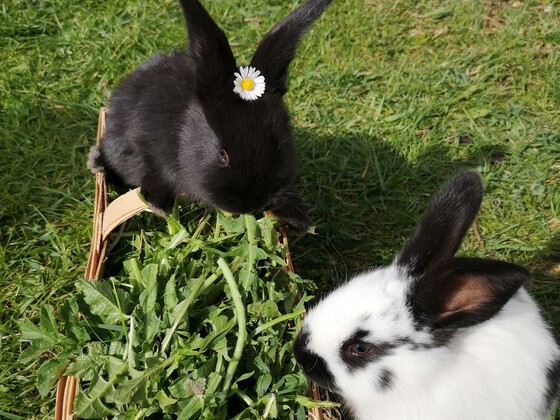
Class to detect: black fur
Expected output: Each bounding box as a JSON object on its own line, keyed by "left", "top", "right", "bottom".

{"left": 543, "top": 355, "right": 560, "bottom": 415}
{"left": 378, "top": 368, "right": 394, "bottom": 391}
{"left": 251, "top": 0, "right": 333, "bottom": 95}
{"left": 398, "top": 173, "right": 530, "bottom": 332}
{"left": 410, "top": 257, "right": 529, "bottom": 330}
{"left": 94, "top": 0, "right": 334, "bottom": 233}
{"left": 294, "top": 330, "right": 339, "bottom": 392}
{"left": 392, "top": 336, "right": 447, "bottom": 351}
{"left": 397, "top": 171, "right": 483, "bottom": 277}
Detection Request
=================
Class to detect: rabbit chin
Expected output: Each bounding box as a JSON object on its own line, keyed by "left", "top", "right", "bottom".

{"left": 301, "top": 267, "right": 557, "bottom": 420}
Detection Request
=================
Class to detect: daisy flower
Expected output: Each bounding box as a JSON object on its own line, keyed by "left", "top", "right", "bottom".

{"left": 233, "top": 66, "right": 266, "bottom": 101}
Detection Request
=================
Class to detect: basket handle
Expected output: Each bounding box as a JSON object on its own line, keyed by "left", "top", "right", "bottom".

{"left": 101, "top": 188, "right": 149, "bottom": 239}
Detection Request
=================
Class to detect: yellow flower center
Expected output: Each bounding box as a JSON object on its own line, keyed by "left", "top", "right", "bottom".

{"left": 241, "top": 78, "right": 255, "bottom": 91}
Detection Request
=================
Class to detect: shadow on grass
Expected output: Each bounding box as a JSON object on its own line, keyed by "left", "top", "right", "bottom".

{"left": 291, "top": 128, "right": 559, "bottom": 349}
{"left": 291, "top": 128, "right": 509, "bottom": 290}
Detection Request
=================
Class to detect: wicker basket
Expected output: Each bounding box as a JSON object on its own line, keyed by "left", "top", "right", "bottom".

{"left": 54, "top": 108, "right": 340, "bottom": 419}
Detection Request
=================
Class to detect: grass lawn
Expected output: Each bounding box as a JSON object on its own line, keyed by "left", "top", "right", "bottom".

{"left": 1, "top": 0, "right": 558, "bottom": 417}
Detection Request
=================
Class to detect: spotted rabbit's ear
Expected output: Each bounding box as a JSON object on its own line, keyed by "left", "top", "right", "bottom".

{"left": 180, "top": 0, "right": 237, "bottom": 99}
{"left": 396, "top": 171, "right": 483, "bottom": 278}
{"left": 410, "top": 257, "right": 529, "bottom": 331}
{"left": 250, "top": 0, "right": 333, "bottom": 96}
{"left": 397, "top": 171, "right": 528, "bottom": 329}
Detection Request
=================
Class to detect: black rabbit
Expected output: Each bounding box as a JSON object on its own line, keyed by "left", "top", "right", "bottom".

{"left": 88, "top": 0, "right": 334, "bottom": 233}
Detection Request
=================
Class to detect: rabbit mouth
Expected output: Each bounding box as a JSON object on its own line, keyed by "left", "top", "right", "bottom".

{"left": 206, "top": 190, "right": 266, "bottom": 215}
{"left": 216, "top": 200, "right": 266, "bottom": 216}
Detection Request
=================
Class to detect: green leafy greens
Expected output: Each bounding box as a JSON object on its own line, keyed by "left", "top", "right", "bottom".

{"left": 20, "top": 212, "right": 335, "bottom": 418}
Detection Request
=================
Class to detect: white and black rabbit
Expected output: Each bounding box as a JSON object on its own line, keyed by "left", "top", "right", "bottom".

{"left": 88, "top": 0, "right": 334, "bottom": 233}
{"left": 295, "top": 171, "right": 560, "bottom": 419}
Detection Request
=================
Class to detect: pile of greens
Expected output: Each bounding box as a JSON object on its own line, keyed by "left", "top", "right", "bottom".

{"left": 20, "top": 211, "right": 334, "bottom": 418}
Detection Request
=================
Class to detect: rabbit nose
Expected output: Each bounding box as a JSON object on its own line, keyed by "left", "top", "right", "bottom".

{"left": 295, "top": 348, "right": 337, "bottom": 392}
{"left": 294, "top": 332, "right": 338, "bottom": 392}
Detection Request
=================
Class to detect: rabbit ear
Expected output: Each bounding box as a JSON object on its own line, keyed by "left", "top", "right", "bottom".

{"left": 180, "top": 0, "right": 237, "bottom": 98}
{"left": 249, "top": 0, "right": 333, "bottom": 95}
{"left": 410, "top": 257, "right": 529, "bottom": 329}
{"left": 396, "top": 171, "right": 483, "bottom": 278}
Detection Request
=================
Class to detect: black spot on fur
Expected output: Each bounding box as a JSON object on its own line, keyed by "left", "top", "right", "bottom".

{"left": 543, "top": 355, "right": 560, "bottom": 414}
{"left": 394, "top": 335, "right": 448, "bottom": 351}
{"left": 378, "top": 368, "right": 394, "bottom": 391}
{"left": 296, "top": 329, "right": 310, "bottom": 347}
{"left": 294, "top": 330, "right": 338, "bottom": 392}
{"left": 350, "top": 329, "right": 369, "bottom": 341}
{"left": 393, "top": 337, "right": 413, "bottom": 346}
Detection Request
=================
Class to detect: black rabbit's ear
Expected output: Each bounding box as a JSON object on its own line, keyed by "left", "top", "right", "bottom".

{"left": 410, "top": 257, "right": 528, "bottom": 329}
{"left": 180, "top": 0, "right": 237, "bottom": 98}
{"left": 396, "top": 171, "right": 483, "bottom": 278}
{"left": 249, "top": 0, "right": 333, "bottom": 95}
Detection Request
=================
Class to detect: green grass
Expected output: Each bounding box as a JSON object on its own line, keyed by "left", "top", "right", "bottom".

{"left": 1, "top": 0, "right": 558, "bottom": 417}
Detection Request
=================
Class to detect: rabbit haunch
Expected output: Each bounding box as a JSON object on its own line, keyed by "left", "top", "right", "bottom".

{"left": 88, "top": 0, "right": 334, "bottom": 233}
{"left": 295, "top": 171, "right": 560, "bottom": 420}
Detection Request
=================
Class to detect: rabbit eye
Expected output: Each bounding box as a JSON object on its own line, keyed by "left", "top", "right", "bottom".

{"left": 218, "top": 148, "right": 229, "bottom": 164}
{"left": 348, "top": 342, "right": 374, "bottom": 356}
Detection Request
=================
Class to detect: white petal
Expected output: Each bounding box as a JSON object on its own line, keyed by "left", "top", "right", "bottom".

{"left": 233, "top": 66, "right": 266, "bottom": 100}
{"left": 249, "top": 68, "right": 260, "bottom": 78}
{"left": 252, "top": 86, "right": 265, "bottom": 98}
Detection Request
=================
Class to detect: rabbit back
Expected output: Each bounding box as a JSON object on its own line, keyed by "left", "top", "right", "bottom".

{"left": 98, "top": 53, "right": 194, "bottom": 197}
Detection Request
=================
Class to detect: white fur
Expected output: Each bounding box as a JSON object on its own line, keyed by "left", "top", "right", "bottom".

{"left": 303, "top": 264, "right": 560, "bottom": 420}
{"left": 86, "top": 145, "right": 103, "bottom": 173}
